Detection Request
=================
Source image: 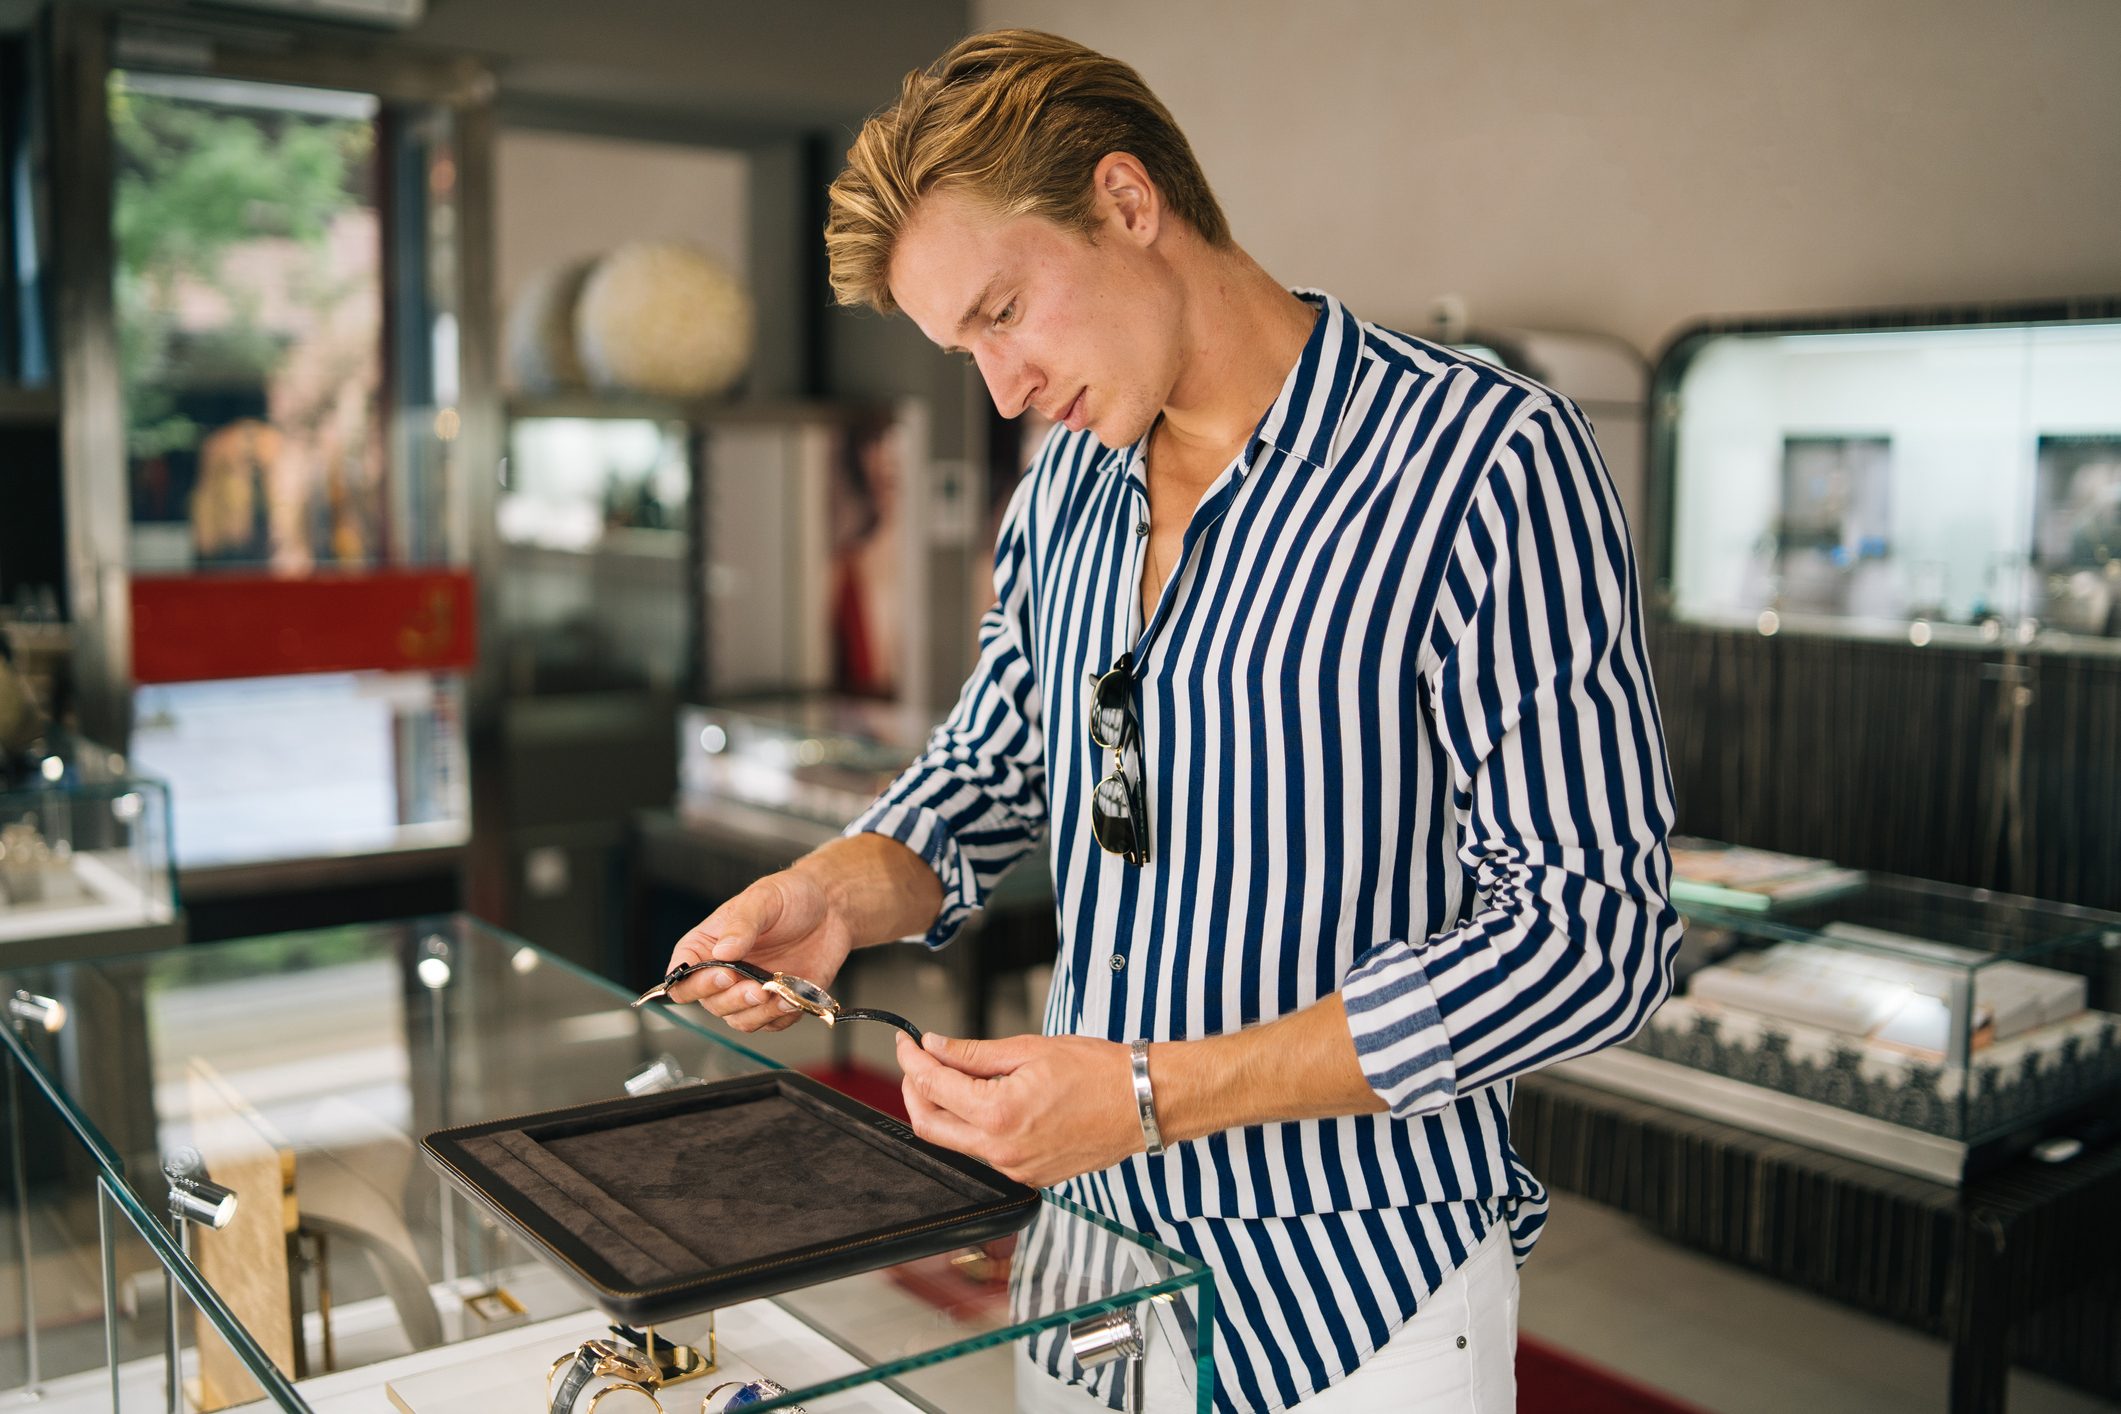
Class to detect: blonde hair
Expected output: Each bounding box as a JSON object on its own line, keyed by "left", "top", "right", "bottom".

{"left": 825, "top": 29, "right": 1230, "bottom": 313}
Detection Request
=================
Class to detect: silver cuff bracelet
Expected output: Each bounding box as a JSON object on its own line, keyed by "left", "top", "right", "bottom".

{"left": 1129, "top": 1038, "right": 1166, "bottom": 1157}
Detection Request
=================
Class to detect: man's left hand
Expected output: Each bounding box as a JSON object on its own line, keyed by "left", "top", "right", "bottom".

{"left": 894, "top": 1031, "right": 1144, "bottom": 1188}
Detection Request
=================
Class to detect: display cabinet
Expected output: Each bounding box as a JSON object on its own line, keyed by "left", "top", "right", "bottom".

{"left": 678, "top": 696, "right": 937, "bottom": 838}
{"left": 1654, "top": 299, "right": 2121, "bottom": 653}
{"left": 1560, "top": 860, "right": 2121, "bottom": 1182}
{"left": 0, "top": 915, "right": 1213, "bottom": 1411}
{"left": 498, "top": 399, "right": 695, "bottom": 697}
{"left": 0, "top": 732, "right": 177, "bottom": 961}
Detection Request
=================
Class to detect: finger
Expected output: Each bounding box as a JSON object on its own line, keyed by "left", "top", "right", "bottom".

{"left": 710, "top": 980, "right": 803, "bottom": 1031}
{"left": 668, "top": 957, "right": 745, "bottom": 1008}
{"left": 920, "top": 1032, "right": 1031, "bottom": 1079}
{"left": 901, "top": 1076, "right": 992, "bottom": 1160}
{"left": 667, "top": 879, "right": 789, "bottom": 973}
{"left": 900, "top": 1038, "right": 999, "bottom": 1121}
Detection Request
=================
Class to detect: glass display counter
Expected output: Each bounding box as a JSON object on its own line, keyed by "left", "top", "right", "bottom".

{"left": 1559, "top": 856, "right": 2121, "bottom": 1182}
{"left": 0, "top": 915, "right": 1212, "bottom": 1411}
{"left": 0, "top": 733, "right": 178, "bottom": 962}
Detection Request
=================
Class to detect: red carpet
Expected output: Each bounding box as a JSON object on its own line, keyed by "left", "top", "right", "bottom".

{"left": 1519, "top": 1333, "right": 1710, "bottom": 1414}
{"left": 805, "top": 1063, "right": 1706, "bottom": 1413}
{"left": 799, "top": 1060, "right": 909, "bottom": 1120}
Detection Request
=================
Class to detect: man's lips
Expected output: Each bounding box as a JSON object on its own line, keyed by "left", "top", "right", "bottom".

{"left": 1059, "top": 388, "right": 1087, "bottom": 430}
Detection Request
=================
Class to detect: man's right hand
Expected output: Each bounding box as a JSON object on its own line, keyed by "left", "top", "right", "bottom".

{"left": 663, "top": 869, "right": 856, "bottom": 1034}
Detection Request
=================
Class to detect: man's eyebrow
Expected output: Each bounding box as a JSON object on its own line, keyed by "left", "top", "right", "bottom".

{"left": 949, "top": 277, "right": 1003, "bottom": 346}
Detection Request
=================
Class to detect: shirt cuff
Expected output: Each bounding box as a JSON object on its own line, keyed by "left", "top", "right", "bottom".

{"left": 1341, "top": 939, "right": 1459, "bottom": 1117}
{"left": 842, "top": 799, "right": 982, "bottom": 950}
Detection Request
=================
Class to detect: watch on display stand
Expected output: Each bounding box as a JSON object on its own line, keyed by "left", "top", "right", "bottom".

{"left": 543, "top": 1322, "right": 712, "bottom": 1414}
{"left": 536, "top": 1318, "right": 814, "bottom": 1414}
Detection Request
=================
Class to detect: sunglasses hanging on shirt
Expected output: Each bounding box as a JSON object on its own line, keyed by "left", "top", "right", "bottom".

{"left": 1088, "top": 652, "right": 1150, "bottom": 866}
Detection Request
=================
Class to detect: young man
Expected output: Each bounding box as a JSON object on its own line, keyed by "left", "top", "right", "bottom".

{"left": 664, "top": 29, "right": 1681, "bottom": 1413}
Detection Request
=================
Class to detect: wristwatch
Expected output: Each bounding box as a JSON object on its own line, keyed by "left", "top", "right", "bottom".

{"left": 633, "top": 959, "right": 924, "bottom": 1043}
{"left": 546, "top": 1338, "right": 663, "bottom": 1413}
{"left": 703, "top": 1377, "right": 806, "bottom": 1412}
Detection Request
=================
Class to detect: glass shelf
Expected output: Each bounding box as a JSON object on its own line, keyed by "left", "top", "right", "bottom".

{"left": 0, "top": 732, "right": 176, "bottom": 958}
{"left": 0, "top": 915, "right": 1212, "bottom": 1410}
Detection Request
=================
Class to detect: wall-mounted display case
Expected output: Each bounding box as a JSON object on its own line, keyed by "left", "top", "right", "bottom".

{"left": 0, "top": 732, "right": 177, "bottom": 960}
{"left": 1561, "top": 858, "right": 2121, "bottom": 1182}
{"left": 0, "top": 915, "right": 1213, "bottom": 1411}
{"left": 1654, "top": 300, "right": 2121, "bottom": 654}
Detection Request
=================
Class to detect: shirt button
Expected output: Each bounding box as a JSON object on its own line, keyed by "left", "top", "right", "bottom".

{"left": 1110, "top": 954, "right": 1126, "bottom": 972}
{"left": 1135, "top": 521, "right": 1150, "bottom": 538}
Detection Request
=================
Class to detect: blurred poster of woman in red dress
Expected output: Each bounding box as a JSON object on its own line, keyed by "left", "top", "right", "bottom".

{"left": 830, "top": 413, "right": 905, "bottom": 698}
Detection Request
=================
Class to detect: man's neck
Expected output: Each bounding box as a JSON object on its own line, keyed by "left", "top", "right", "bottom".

{"left": 1152, "top": 248, "right": 1318, "bottom": 478}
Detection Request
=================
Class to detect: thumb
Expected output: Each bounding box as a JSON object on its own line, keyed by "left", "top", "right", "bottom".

{"left": 672, "top": 879, "right": 787, "bottom": 967}
{"left": 923, "top": 1032, "right": 1026, "bottom": 1079}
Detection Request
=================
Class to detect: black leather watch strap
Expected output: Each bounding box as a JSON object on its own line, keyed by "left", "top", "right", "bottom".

{"left": 634, "top": 957, "right": 776, "bottom": 1007}
{"left": 836, "top": 1007, "right": 923, "bottom": 1044}
{"left": 675, "top": 958, "right": 774, "bottom": 987}
{"left": 549, "top": 1348, "right": 597, "bottom": 1414}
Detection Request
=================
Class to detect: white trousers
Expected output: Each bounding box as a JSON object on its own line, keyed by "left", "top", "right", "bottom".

{"left": 1015, "top": 1221, "right": 1519, "bottom": 1413}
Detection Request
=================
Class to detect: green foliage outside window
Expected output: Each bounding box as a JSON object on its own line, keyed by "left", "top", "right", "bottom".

{"left": 110, "top": 77, "right": 373, "bottom": 462}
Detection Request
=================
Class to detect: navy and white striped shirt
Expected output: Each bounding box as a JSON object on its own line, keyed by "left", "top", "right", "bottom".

{"left": 849, "top": 290, "right": 1682, "bottom": 1412}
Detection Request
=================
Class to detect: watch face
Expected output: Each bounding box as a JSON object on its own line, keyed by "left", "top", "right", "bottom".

{"left": 765, "top": 973, "right": 839, "bottom": 1018}
{"left": 584, "top": 1339, "right": 660, "bottom": 1384}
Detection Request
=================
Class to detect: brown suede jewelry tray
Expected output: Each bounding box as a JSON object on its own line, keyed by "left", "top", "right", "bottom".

{"left": 421, "top": 1070, "right": 1039, "bottom": 1325}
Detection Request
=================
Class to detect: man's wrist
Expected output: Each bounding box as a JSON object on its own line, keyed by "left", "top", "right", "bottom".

{"left": 1145, "top": 998, "right": 1388, "bottom": 1146}
{"left": 794, "top": 833, "right": 945, "bottom": 951}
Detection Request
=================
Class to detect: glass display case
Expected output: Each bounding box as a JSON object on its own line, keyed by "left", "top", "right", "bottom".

{"left": 498, "top": 400, "right": 694, "bottom": 695}
{"left": 679, "top": 696, "right": 935, "bottom": 838}
{"left": 1655, "top": 301, "right": 2121, "bottom": 652}
{"left": 0, "top": 732, "right": 176, "bottom": 960}
{"left": 0, "top": 915, "right": 1213, "bottom": 1411}
{"left": 1560, "top": 851, "right": 2121, "bottom": 1182}
{"left": 128, "top": 670, "right": 468, "bottom": 872}
{"left": 51, "top": 28, "right": 491, "bottom": 878}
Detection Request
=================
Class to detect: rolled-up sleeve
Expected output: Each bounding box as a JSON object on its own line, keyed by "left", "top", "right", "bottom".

{"left": 844, "top": 473, "right": 1048, "bottom": 948}
{"left": 1341, "top": 396, "right": 1684, "bottom": 1116}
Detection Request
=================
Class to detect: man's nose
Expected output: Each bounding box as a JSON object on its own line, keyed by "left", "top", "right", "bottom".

{"left": 976, "top": 348, "right": 1042, "bottom": 420}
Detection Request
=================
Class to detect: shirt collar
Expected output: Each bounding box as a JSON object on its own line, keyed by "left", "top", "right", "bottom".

{"left": 1097, "top": 288, "right": 1364, "bottom": 478}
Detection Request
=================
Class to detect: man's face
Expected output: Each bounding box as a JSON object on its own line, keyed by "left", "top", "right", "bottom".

{"left": 888, "top": 186, "right": 1180, "bottom": 449}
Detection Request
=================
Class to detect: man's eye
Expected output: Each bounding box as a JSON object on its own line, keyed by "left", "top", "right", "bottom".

{"left": 992, "top": 300, "right": 1017, "bottom": 329}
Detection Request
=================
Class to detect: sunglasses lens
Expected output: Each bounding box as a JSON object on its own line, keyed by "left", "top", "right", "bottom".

{"left": 1092, "top": 773, "right": 1139, "bottom": 860}
{"left": 1090, "top": 667, "right": 1133, "bottom": 748}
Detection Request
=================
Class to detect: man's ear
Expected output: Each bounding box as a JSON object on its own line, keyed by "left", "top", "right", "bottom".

{"left": 1092, "top": 151, "right": 1161, "bottom": 247}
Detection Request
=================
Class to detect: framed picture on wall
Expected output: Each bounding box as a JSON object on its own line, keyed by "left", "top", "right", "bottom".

{"left": 2032, "top": 433, "right": 2121, "bottom": 637}
{"left": 1774, "top": 435, "right": 1895, "bottom": 619}
{"left": 696, "top": 401, "right": 930, "bottom": 704}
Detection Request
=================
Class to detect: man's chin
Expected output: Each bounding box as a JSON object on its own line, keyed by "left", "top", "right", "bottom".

{"left": 1094, "top": 409, "right": 1156, "bottom": 451}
